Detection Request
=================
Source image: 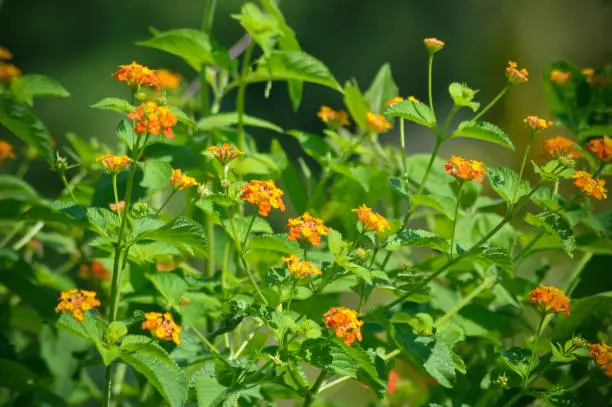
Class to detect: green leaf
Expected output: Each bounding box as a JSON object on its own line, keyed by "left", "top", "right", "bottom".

{"left": 120, "top": 335, "right": 188, "bottom": 407}
{"left": 138, "top": 28, "right": 215, "bottom": 71}
{"left": 91, "top": 97, "right": 134, "bottom": 114}
{"left": 553, "top": 292, "right": 612, "bottom": 340}
{"left": 86, "top": 207, "right": 121, "bottom": 241}
{"left": 286, "top": 131, "right": 333, "bottom": 164}
{"left": 501, "top": 347, "right": 538, "bottom": 379}
{"left": 524, "top": 212, "right": 575, "bottom": 257}
{"left": 246, "top": 234, "right": 300, "bottom": 256}
{"left": 0, "top": 99, "right": 55, "bottom": 165}
{"left": 388, "top": 177, "right": 410, "bottom": 200}
{"left": 384, "top": 98, "right": 435, "bottom": 129}
{"left": 168, "top": 106, "right": 196, "bottom": 127}
{"left": 247, "top": 51, "right": 342, "bottom": 92}
{"left": 147, "top": 272, "right": 188, "bottom": 307}
{"left": 327, "top": 229, "right": 344, "bottom": 255}
{"left": 391, "top": 323, "right": 456, "bottom": 388}
{"left": 0, "top": 259, "right": 57, "bottom": 319}
{"left": 136, "top": 217, "right": 208, "bottom": 256}
{"left": 451, "top": 121, "right": 514, "bottom": 150}
{"left": 364, "top": 64, "right": 398, "bottom": 114}
{"left": 194, "top": 370, "right": 228, "bottom": 407}
{"left": 487, "top": 166, "right": 529, "bottom": 207}
{"left": 0, "top": 175, "right": 37, "bottom": 201}
{"left": 448, "top": 82, "right": 479, "bottom": 112}
{"left": 467, "top": 246, "right": 513, "bottom": 273}
{"left": 232, "top": 3, "right": 281, "bottom": 56}
{"left": 141, "top": 160, "right": 173, "bottom": 190}
{"left": 198, "top": 112, "right": 282, "bottom": 133}
{"left": 385, "top": 229, "right": 449, "bottom": 252}
{"left": 299, "top": 338, "right": 357, "bottom": 378}
{"left": 410, "top": 193, "right": 457, "bottom": 219}
{"left": 549, "top": 342, "right": 576, "bottom": 363}
{"left": 223, "top": 216, "right": 273, "bottom": 243}
{"left": 343, "top": 81, "right": 370, "bottom": 130}
{"left": 11, "top": 74, "right": 70, "bottom": 106}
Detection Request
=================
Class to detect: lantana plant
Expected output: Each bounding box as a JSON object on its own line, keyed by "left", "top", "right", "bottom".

{"left": 1, "top": 2, "right": 611, "bottom": 407}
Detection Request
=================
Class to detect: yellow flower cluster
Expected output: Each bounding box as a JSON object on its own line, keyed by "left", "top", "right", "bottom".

{"left": 352, "top": 204, "right": 390, "bottom": 233}
{"left": 523, "top": 115, "right": 553, "bottom": 131}
{"left": 240, "top": 180, "right": 286, "bottom": 217}
{"left": 286, "top": 212, "right": 329, "bottom": 247}
{"left": 0, "top": 140, "right": 16, "bottom": 165}
{"left": 318, "top": 106, "right": 350, "bottom": 128}
{"left": 170, "top": 169, "right": 200, "bottom": 190}
{"left": 323, "top": 306, "right": 363, "bottom": 346}
{"left": 96, "top": 154, "right": 132, "bottom": 173}
{"left": 207, "top": 143, "right": 244, "bottom": 165}
{"left": 366, "top": 112, "right": 392, "bottom": 132}
{"left": 112, "top": 61, "right": 159, "bottom": 89}
{"left": 141, "top": 312, "right": 182, "bottom": 345}
{"left": 550, "top": 69, "right": 572, "bottom": 85}
{"left": 128, "top": 101, "right": 178, "bottom": 139}
{"left": 443, "top": 155, "right": 486, "bottom": 183}
{"left": 542, "top": 136, "right": 582, "bottom": 159}
{"left": 588, "top": 342, "right": 612, "bottom": 378}
{"left": 155, "top": 69, "right": 181, "bottom": 89}
{"left": 506, "top": 61, "right": 529, "bottom": 85}
{"left": 572, "top": 171, "right": 607, "bottom": 200}
{"left": 0, "top": 46, "right": 22, "bottom": 84}
{"left": 55, "top": 289, "right": 101, "bottom": 322}
{"left": 282, "top": 254, "right": 322, "bottom": 279}
{"left": 587, "top": 135, "right": 612, "bottom": 161}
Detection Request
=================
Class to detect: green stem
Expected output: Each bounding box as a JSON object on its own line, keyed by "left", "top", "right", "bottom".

{"left": 60, "top": 173, "right": 78, "bottom": 204}
{"left": 202, "top": 0, "right": 217, "bottom": 34}
{"left": 191, "top": 325, "right": 220, "bottom": 354}
{"left": 112, "top": 174, "right": 120, "bottom": 216}
{"left": 12, "top": 221, "right": 44, "bottom": 250}
{"left": 359, "top": 245, "right": 380, "bottom": 313}
{"left": 449, "top": 182, "right": 464, "bottom": 260}
{"left": 434, "top": 275, "right": 497, "bottom": 329}
{"left": 236, "top": 41, "right": 254, "bottom": 152}
{"left": 440, "top": 105, "right": 459, "bottom": 138}
{"left": 512, "top": 231, "right": 544, "bottom": 263}
{"left": 472, "top": 85, "right": 509, "bottom": 122}
{"left": 205, "top": 216, "right": 215, "bottom": 276}
{"left": 427, "top": 54, "right": 437, "bottom": 126}
{"left": 565, "top": 252, "right": 593, "bottom": 296}
{"left": 286, "top": 279, "right": 298, "bottom": 313}
{"left": 240, "top": 213, "right": 257, "bottom": 253}
{"left": 156, "top": 189, "right": 178, "bottom": 215}
{"left": 302, "top": 370, "right": 328, "bottom": 407}
{"left": 524, "top": 314, "right": 546, "bottom": 387}
{"left": 399, "top": 119, "right": 408, "bottom": 184}
{"left": 417, "top": 139, "right": 441, "bottom": 194}
{"left": 511, "top": 130, "right": 535, "bottom": 205}
{"left": 229, "top": 217, "right": 268, "bottom": 305}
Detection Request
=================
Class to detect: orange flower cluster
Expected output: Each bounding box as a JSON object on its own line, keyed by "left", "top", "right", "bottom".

{"left": 282, "top": 254, "right": 322, "bottom": 279}
{"left": 79, "top": 260, "right": 111, "bottom": 280}
{"left": 366, "top": 112, "right": 392, "bottom": 132}
{"left": 582, "top": 68, "right": 595, "bottom": 83}
{"left": 55, "top": 289, "right": 101, "bottom": 322}
{"left": 0, "top": 140, "right": 16, "bottom": 164}
{"left": 587, "top": 135, "right": 612, "bottom": 161}
{"left": 424, "top": 38, "right": 445, "bottom": 53}
{"left": 387, "top": 370, "right": 400, "bottom": 395}
{"left": 141, "top": 312, "right": 182, "bottom": 345}
{"left": 96, "top": 154, "right": 132, "bottom": 173}
{"left": 542, "top": 136, "right": 582, "bottom": 159}
{"left": 528, "top": 284, "right": 570, "bottom": 316}
{"left": 524, "top": 115, "right": 553, "bottom": 131}
{"left": 128, "top": 101, "right": 178, "bottom": 139}
{"left": 323, "top": 306, "right": 364, "bottom": 346}
{"left": 286, "top": 212, "right": 329, "bottom": 247}
{"left": 170, "top": 169, "right": 199, "bottom": 190}
{"left": 550, "top": 69, "right": 572, "bottom": 85}
{"left": 109, "top": 200, "right": 126, "bottom": 213}
{"left": 112, "top": 61, "right": 159, "bottom": 89}
{"left": 240, "top": 180, "right": 286, "bottom": 217}
{"left": 588, "top": 342, "right": 612, "bottom": 378}
{"left": 443, "top": 155, "right": 486, "bottom": 183}
{"left": 385, "top": 96, "right": 420, "bottom": 108}
{"left": 506, "top": 61, "right": 529, "bottom": 85}
{"left": 0, "top": 47, "right": 22, "bottom": 84}
{"left": 207, "top": 143, "right": 244, "bottom": 165}
{"left": 352, "top": 204, "right": 390, "bottom": 233}
{"left": 155, "top": 69, "right": 181, "bottom": 89}
{"left": 317, "top": 106, "right": 350, "bottom": 128}
{"left": 0, "top": 47, "right": 12, "bottom": 60}
{"left": 572, "top": 171, "right": 607, "bottom": 200}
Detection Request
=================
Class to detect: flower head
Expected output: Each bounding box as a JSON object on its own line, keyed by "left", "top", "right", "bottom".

{"left": 572, "top": 171, "right": 607, "bottom": 200}
{"left": 323, "top": 306, "right": 363, "bottom": 346}
{"left": 0, "top": 140, "right": 16, "bottom": 164}
{"left": 317, "top": 106, "right": 350, "bottom": 128}
{"left": 506, "top": 61, "right": 529, "bottom": 85}
{"left": 387, "top": 370, "right": 400, "bottom": 395}
{"left": 443, "top": 155, "right": 486, "bottom": 183}
{"left": 588, "top": 342, "right": 612, "bottom": 378}
{"left": 581, "top": 68, "right": 595, "bottom": 83}
{"left": 240, "top": 180, "right": 286, "bottom": 217}
{"left": 141, "top": 312, "right": 182, "bottom": 345}
{"left": 155, "top": 69, "right": 181, "bottom": 89}
{"left": 207, "top": 143, "right": 244, "bottom": 165}
{"left": 286, "top": 212, "right": 329, "bottom": 247}
{"left": 0, "top": 63, "right": 22, "bottom": 84}
{"left": 170, "top": 169, "right": 199, "bottom": 190}
{"left": 385, "top": 97, "right": 404, "bottom": 108}
{"left": 109, "top": 200, "right": 126, "bottom": 213}
{"left": 587, "top": 135, "right": 612, "bottom": 161}
{"left": 550, "top": 69, "right": 572, "bottom": 85}
{"left": 55, "top": 289, "right": 101, "bottom": 322}
{"left": 0, "top": 47, "right": 13, "bottom": 60}
{"left": 112, "top": 61, "right": 159, "bottom": 89}
{"left": 524, "top": 115, "right": 553, "bottom": 131}
{"left": 366, "top": 112, "right": 392, "bottom": 133}
{"left": 96, "top": 154, "right": 132, "bottom": 173}
{"left": 352, "top": 204, "right": 390, "bottom": 233}
{"left": 282, "top": 254, "right": 322, "bottom": 279}
{"left": 528, "top": 284, "right": 570, "bottom": 316}
{"left": 407, "top": 96, "right": 420, "bottom": 103}
{"left": 424, "top": 38, "right": 445, "bottom": 53}
{"left": 127, "top": 101, "right": 178, "bottom": 139}
{"left": 79, "top": 260, "right": 111, "bottom": 280}
{"left": 542, "top": 136, "right": 582, "bottom": 159}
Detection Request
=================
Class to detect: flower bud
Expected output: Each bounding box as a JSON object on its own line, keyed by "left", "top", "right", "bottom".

{"left": 54, "top": 152, "right": 69, "bottom": 173}
{"left": 494, "top": 373, "right": 509, "bottom": 389}
{"left": 220, "top": 179, "right": 231, "bottom": 189}
{"left": 424, "top": 38, "right": 445, "bottom": 53}
{"left": 135, "top": 91, "right": 147, "bottom": 101}
{"left": 572, "top": 335, "right": 588, "bottom": 348}
{"left": 355, "top": 248, "right": 367, "bottom": 259}
{"left": 105, "top": 321, "right": 128, "bottom": 344}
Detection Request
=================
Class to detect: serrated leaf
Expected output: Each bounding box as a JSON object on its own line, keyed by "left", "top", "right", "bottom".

{"left": 553, "top": 292, "right": 612, "bottom": 340}
{"left": 550, "top": 342, "right": 576, "bottom": 363}
{"left": 232, "top": 3, "right": 280, "bottom": 56}
{"left": 388, "top": 177, "right": 410, "bottom": 200}
{"left": 147, "top": 272, "right": 188, "bottom": 307}
{"left": 223, "top": 216, "right": 273, "bottom": 243}
{"left": 25, "top": 200, "right": 87, "bottom": 226}
{"left": 466, "top": 246, "right": 513, "bottom": 273}
{"left": 141, "top": 160, "right": 173, "bottom": 190}
{"left": 245, "top": 234, "right": 300, "bottom": 255}
{"left": 120, "top": 335, "right": 188, "bottom": 407}
{"left": 0, "top": 99, "right": 54, "bottom": 165}
{"left": 451, "top": 121, "right": 514, "bottom": 150}
{"left": 410, "top": 193, "right": 457, "bottom": 219}
{"left": 195, "top": 371, "right": 228, "bottom": 407}
{"left": 10, "top": 74, "right": 70, "bottom": 106}
{"left": 448, "top": 82, "right": 479, "bottom": 112}
{"left": 385, "top": 229, "right": 449, "bottom": 252}
{"left": 299, "top": 338, "right": 357, "bottom": 378}
{"left": 364, "top": 63, "right": 398, "bottom": 114}
{"left": 524, "top": 212, "right": 575, "bottom": 257}
{"left": 327, "top": 229, "right": 344, "bottom": 255}
{"left": 487, "top": 166, "right": 529, "bottom": 207}
{"left": 138, "top": 28, "right": 215, "bottom": 71}
{"left": 501, "top": 347, "right": 538, "bottom": 379}
{"left": 247, "top": 51, "right": 342, "bottom": 92}
{"left": 198, "top": 112, "right": 282, "bottom": 133}
{"left": 91, "top": 97, "right": 134, "bottom": 114}
{"left": 0, "top": 175, "right": 37, "bottom": 201}
{"left": 86, "top": 207, "right": 121, "bottom": 241}
{"left": 136, "top": 217, "right": 208, "bottom": 256}
{"left": 384, "top": 98, "right": 435, "bottom": 129}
